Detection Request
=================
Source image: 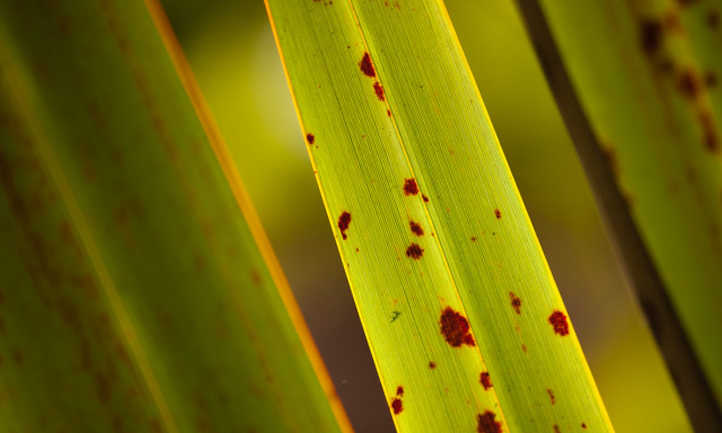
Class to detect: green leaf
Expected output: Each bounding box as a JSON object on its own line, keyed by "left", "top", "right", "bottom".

{"left": 265, "top": 0, "right": 614, "bottom": 432}
{"left": 0, "top": 1, "right": 348, "bottom": 432}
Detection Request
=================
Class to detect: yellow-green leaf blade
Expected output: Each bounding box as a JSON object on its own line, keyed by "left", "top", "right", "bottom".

{"left": 266, "top": 0, "right": 614, "bottom": 432}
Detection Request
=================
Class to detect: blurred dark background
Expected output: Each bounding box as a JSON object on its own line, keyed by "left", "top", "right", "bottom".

{"left": 160, "top": 1, "right": 692, "bottom": 432}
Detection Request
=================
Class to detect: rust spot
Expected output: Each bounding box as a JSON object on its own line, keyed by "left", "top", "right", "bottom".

{"left": 705, "top": 71, "right": 717, "bottom": 87}
{"left": 403, "top": 178, "right": 419, "bottom": 195}
{"left": 549, "top": 310, "right": 569, "bottom": 336}
{"left": 582, "top": 423, "right": 588, "bottom": 429}
{"left": 640, "top": 19, "right": 662, "bottom": 55}
{"left": 471, "top": 236, "right": 477, "bottom": 242}
{"left": 396, "top": 386, "right": 404, "bottom": 396}
{"left": 422, "top": 194, "right": 429, "bottom": 202}
{"left": 709, "top": 10, "right": 720, "bottom": 29}
{"left": 677, "top": 69, "right": 702, "bottom": 99}
{"left": 391, "top": 398, "right": 403, "bottom": 414}
{"left": 480, "top": 372, "right": 492, "bottom": 390}
{"left": 374, "top": 82, "right": 385, "bottom": 101}
{"left": 699, "top": 111, "right": 719, "bottom": 152}
{"left": 387, "top": 109, "right": 392, "bottom": 117}
{"left": 409, "top": 221, "right": 424, "bottom": 236}
{"left": 547, "top": 388, "right": 556, "bottom": 405}
{"left": 521, "top": 343, "right": 527, "bottom": 353}
{"left": 510, "top": 292, "right": 521, "bottom": 314}
{"left": 406, "top": 243, "right": 424, "bottom": 259}
{"left": 391, "top": 311, "right": 401, "bottom": 322}
{"left": 477, "top": 410, "right": 502, "bottom": 433}
{"left": 429, "top": 361, "right": 436, "bottom": 369}
{"left": 306, "top": 133, "right": 315, "bottom": 144}
{"left": 338, "top": 211, "right": 351, "bottom": 240}
{"left": 359, "top": 52, "right": 376, "bottom": 78}
{"left": 440, "top": 307, "right": 475, "bottom": 347}
{"left": 494, "top": 209, "right": 501, "bottom": 219}
{"left": 553, "top": 425, "right": 561, "bottom": 433}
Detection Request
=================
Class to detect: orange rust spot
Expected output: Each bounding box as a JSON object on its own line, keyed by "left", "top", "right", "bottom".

{"left": 359, "top": 52, "right": 376, "bottom": 78}
{"left": 338, "top": 211, "right": 351, "bottom": 240}
{"left": 404, "top": 178, "right": 419, "bottom": 195}
{"left": 471, "top": 236, "right": 477, "bottom": 242}
{"left": 387, "top": 109, "right": 392, "bottom": 117}
{"left": 306, "top": 133, "right": 315, "bottom": 145}
{"left": 582, "top": 423, "right": 588, "bottom": 429}
{"left": 429, "top": 361, "right": 436, "bottom": 369}
{"left": 549, "top": 310, "right": 569, "bottom": 336}
{"left": 494, "top": 209, "right": 501, "bottom": 219}
{"left": 391, "top": 398, "right": 403, "bottom": 414}
{"left": 406, "top": 243, "right": 424, "bottom": 259}
{"left": 510, "top": 292, "right": 521, "bottom": 314}
{"left": 374, "top": 82, "right": 385, "bottom": 101}
{"left": 553, "top": 425, "right": 561, "bottom": 433}
{"left": 477, "top": 411, "right": 502, "bottom": 433}
{"left": 522, "top": 343, "right": 527, "bottom": 353}
{"left": 547, "top": 388, "right": 556, "bottom": 405}
{"left": 409, "top": 221, "right": 424, "bottom": 236}
{"left": 480, "top": 372, "right": 492, "bottom": 390}
{"left": 440, "top": 307, "right": 475, "bottom": 347}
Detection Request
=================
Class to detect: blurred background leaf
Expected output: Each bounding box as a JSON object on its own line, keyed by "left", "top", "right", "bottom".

{"left": 0, "top": 1, "right": 346, "bottom": 432}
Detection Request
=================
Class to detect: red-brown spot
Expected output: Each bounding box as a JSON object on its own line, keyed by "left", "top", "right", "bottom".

{"left": 494, "top": 209, "right": 501, "bottom": 219}
{"left": 359, "top": 52, "right": 376, "bottom": 78}
{"left": 374, "top": 82, "right": 385, "bottom": 101}
{"left": 547, "top": 388, "right": 556, "bottom": 405}
{"left": 708, "top": 10, "right": 720, "bottom": 29}
{"left": 510, "top": 292, "right": 521, "bottom": 314}
{"left": 406, "top": 243, "right": 424, "bottom": 259}
{"left": 581, "top": 423, "right": 588, "bottom": 429}
{"left": 471, "top": 236, "right": 477, "bottom": 242}
{"left": 677, "top": 69, "right": 702, "bottom": 99}
{"left": 409, "top": 221, "right": 424, "bottom": 236}
{"left": 391, "top": 398, "right": 403, "bottom": 414}
{"left": 477, "top": 410, "right": 502, "bottom": 433}
{"left": 422, "top": 194, "right": 429, "bottom": 202}
{"left": 306, "top": 133, "right": 315, "bottom": 144}
{"left": 387, "top": 109, "right": 392, "bottom": 117}
{"left": 440, "top": 307, "right": 475, "bottom": 347}
{"left": 396, "top": 386, "right": 404, "bottom": 396}
{"left": 553, "top": 425, "right": 561, "bottom": 433}
{"left": 403, "top": 178, "right": 419, "bottom": 195}
{"left": 705, "top": 71, "right": 717, "bottom": 88}
{"left": 549, "top": 310, "right": 569, "bottom": 336}
{"left": 521, "top": 343, "right": 527, "bottom": 353}
{"left": 338, "top": 211, "right": 351, "bottom": 240}
{"left": 480, "top": 372, "right": 492, "bottom": 390}
{"left": 640, "top": 19, "right": 663, "bottom": 55}
{"left": 700, "top": 111, "right": 719, "bottom": 152}
{"left": 429, "top": 361, "right": 436, "bottom": 369}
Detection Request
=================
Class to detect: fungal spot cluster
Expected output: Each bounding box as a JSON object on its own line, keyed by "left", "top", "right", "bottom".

{"left": 403, "top": 178, "right": 418, "bottom": 195}
{"left": 440, "top": 307, "right": 475, "bottom": 347}
{"left": 390, "top": 385, "right": 404, "bottom": 415}
{"left": 406, "top": 243, "right": 424, "bottom": 259}
{"left": 480, "top": 372, "right": 492, "bottom": 390}
{"left": 509, "top": 292, "right": 521, "bottom": 314}
{"left": 549, "top": 310, "right": 569, "bottom": 336}
{"left": 409, "top": 220, "right": 424, "bottom": 236}
{"left": 358, "top": 53, "right": 386, "bottom": 102}
{"left": 477, "top": 410, "right": 502, "bottom": 433}
{"left": 337, "top": 211, "right": 351, "bottom": 240}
